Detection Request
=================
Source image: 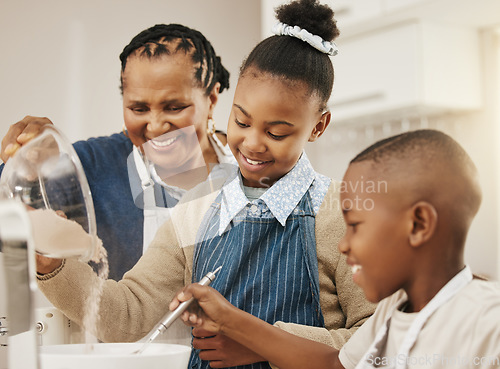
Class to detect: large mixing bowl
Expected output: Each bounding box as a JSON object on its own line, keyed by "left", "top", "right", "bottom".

{"left": 40, "top": 342, "right": 191, "bottom": 369}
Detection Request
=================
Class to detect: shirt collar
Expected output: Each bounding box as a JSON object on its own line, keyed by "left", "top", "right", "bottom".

{"left": 218, "top": 152, "right": 315, "bottom": 235}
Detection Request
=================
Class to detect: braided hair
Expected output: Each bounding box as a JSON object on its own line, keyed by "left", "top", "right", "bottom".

{"left": 119, "top": 24, "right": 230, "bottom": 96}
{"left": 240, "top": 0, "right": 339, "bottom": 111}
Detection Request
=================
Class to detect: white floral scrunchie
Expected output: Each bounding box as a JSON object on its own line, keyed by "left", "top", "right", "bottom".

{"left": 272, "top": 22, "right": 339, "bottom": 56}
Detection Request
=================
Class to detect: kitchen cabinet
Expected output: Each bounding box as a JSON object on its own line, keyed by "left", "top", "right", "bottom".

{"left": 262, "top": 0, "right": 500, "bottom": 39}
{"left": 330, "top": 20, "right": 481, "bottom": 124}
{"left": 260, "top": 0, "right": 488, "bottom": 124}
{"left": 327, "top": 0, "right": 383, "bottom": 29}
{"left": 382, "top": 0, "right": 434, "bottom": 13}
{"left": 331, "top": 0, "right": 500, "bottom": 35}
{"left": 261, "top": 0, "right": 383, "bottom": 36}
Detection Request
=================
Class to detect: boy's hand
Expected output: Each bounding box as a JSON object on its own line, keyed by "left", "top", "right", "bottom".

{"left": 169, "top": 285, "right": 266, "bottom": 367}
{"left": 1, "top": 116, "right": 53, "bottom": 163}
{"left": 193, "top": 328, "right": 265, "bottom": 368}
{"left": 169, "top": 284, "right": 233, "bottom": 334}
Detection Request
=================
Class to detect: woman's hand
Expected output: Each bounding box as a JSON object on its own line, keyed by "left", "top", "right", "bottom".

{"left": 1, "top": 116, "right": 54, "bottom": 163}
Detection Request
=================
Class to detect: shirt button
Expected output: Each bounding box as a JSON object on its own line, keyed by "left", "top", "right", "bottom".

{"left": 249, "top": 204, "right": 259, "bottom": 215}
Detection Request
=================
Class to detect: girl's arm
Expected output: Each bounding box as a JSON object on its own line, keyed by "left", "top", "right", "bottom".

{"left": 170, "top": 284, "right": 345, "bottom": 369}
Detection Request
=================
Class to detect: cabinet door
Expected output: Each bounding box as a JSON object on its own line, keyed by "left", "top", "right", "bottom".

{"left": 330, "top": 20, "right": 481, "bottom": 124}
{"left": 382, "top": 0, "right": 434, "bottom": 12}
{"left": 261, "top": 0, "right": 383, "bottom": 36}
{"left": 331, "top": 22, "right": 420, "bottom": 123}
{"left": 326, "top": 0, "right": 383, "bottom": 29}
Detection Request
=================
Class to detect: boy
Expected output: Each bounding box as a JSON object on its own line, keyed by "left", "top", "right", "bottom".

{"left": 172, "top": 129, "right": 500, "bottom": 368}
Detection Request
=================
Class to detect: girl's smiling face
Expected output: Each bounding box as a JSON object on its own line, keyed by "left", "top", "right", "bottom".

{"left": 227, "top": 70, "right": 330, "bottom": 188}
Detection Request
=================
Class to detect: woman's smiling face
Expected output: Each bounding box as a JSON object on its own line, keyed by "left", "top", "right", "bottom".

{"left": 227, "top": 70, "right": 329, "bottom": 188}
{"left": 121, "top": 51, "right": 218, "bottom": 173}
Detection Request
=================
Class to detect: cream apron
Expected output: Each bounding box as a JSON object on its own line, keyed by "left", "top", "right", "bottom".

{"left": 132, "top": 132, "right": 234, "bottom": 345}
{"left": 355, "top": 266, "right": 473, "bottom": 369}
{"left": 133, "top": 132, "right": 233, "bottom": 252}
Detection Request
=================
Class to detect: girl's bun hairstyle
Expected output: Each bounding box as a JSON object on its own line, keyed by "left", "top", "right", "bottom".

{"left": 275, "top": 0, "right": 340, "bottom": 42}
{"left": 240, "top": 0, "right": 340, "bottom": 111}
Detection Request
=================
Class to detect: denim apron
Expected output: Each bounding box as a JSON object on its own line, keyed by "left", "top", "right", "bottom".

{"left": 190, "top": 190, "right": 325, "bottom": 369}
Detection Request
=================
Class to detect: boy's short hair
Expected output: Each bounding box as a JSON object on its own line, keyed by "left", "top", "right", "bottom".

{"left": 351, "top": 129, "right": 473, "bottom": 168}
{"left": 350, "top": 129, "right": 482, "bottom": 235}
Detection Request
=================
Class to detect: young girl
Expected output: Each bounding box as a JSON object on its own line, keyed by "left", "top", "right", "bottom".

{"left": 36, "top": 1, "right": 374, "bottom": 367}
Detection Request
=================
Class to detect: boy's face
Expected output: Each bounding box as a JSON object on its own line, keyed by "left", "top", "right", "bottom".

{"left": 227, "top": 71, "right": 329, "bottom": 188}
{"left": 339, "top": 162, "right": 414, "bottom": 303}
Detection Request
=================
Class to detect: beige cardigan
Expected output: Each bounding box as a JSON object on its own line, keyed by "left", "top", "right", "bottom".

{"left": 38, "top": 180, "right": 375, "bottom": 350}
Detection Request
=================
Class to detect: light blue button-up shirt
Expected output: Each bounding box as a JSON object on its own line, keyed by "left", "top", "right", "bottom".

{"left": 218, "top": 152, "right": 331, "bottom": 235}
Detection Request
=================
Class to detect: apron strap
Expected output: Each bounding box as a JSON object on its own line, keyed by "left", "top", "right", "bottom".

{"left": 395, "top": 265, "right": 473, "bottom": 369}
{"left": 356, "top": 266, "right": 473, "bottom": 369}
{"left": 298, "top": 190, "right": 324, "bottom": 325}
{"left": 132, "top": 146, "right": 157, "bottom": 210}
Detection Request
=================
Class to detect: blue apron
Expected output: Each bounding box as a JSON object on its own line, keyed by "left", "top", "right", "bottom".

{"left": 190, "top": 190, "right": 325, "bottom": 369}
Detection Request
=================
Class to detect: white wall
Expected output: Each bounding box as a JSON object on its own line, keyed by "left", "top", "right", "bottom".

{"left": 496, "top": 27, "right": 500, "bottom": 280}
{"left": 0, "top": 0, "right": 262, "bottom": 144}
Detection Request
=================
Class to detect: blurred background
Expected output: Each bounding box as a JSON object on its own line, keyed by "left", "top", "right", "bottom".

{"left": 0, "top": 0, "right": 499, "bottom": 281}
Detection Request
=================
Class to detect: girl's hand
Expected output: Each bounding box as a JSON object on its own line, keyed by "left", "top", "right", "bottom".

{"left": 34, "top": 209, "right": 65, "bottom": 275}
{"left": 36, "top": 254, "right": 63, "bottom": 275}
{"left": 1, "top": 116, "right": 53, "bottom": 163}
{"left": 169, "top": 284, "right": 235, "bottom": 334}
